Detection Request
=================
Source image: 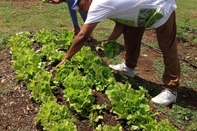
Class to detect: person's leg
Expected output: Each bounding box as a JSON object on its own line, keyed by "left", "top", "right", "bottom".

{"left": 123, "top": 26, "right": 145, "bottom": 68}
{"left": 66, "top": 0, "right": 78, "bottom": 26}
{"left": 109, "top": 26, "right": 145, "bottom": 78}
{"left": 156, "top": 11, "right": 180, "bottom": 92}
{"left": 66, "top": 0, "right": 80, "bottom": 35}
{"left": 151, "top": 11, "right": 180, "bottom": 106}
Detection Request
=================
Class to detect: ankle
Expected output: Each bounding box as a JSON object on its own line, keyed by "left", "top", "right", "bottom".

{"left": 164, "top": 86, "right": 178, "bottom": 92}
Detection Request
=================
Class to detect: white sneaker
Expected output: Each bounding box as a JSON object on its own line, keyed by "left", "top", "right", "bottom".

{"left": 151, "top": 89, "right": 177, "bottom": 106}
{"left": 109, "top": 62, "right": 135, "bottom": 78}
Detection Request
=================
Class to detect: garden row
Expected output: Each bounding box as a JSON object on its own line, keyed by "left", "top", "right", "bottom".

{"left": 8, "top": 29, "right": 178, "bottom": 131}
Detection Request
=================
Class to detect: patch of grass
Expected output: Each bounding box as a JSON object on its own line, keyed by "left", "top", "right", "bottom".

{"left": 140, "top": 39, "right": 150, "bottom": 55}
{"left": 177, "top": 21, "right": 197, "bottom": 47}
{"left": 153, "top": 58, "right": 164, "bottom": 79}
{"left": 0, "top": 33, "right": 10, "bottom": 51}
{"left": 181, "top": 63, "right": 191, "bottom": 75}
{"left": 0, "top": 1, "right": 115, "bottom": 43}
{"left": 156, "top": 104, "right": 197, "bottom": 131}
{"left": 176, "top": 0, "right": 197, "bottom": 25}
{"left": 180, "top": 62, "right": 197, "bottom": 89}
{"left": 176, "top": 0, "right": 197, "bottom": 46}
{"left": 184, "top": 80, "right": 197, "bottom": 90}
{"left": 149, "top": 42, "right": 159, "bottom": 49}
{"left": 0, "top": 1, "right": 71, "bottom": 35}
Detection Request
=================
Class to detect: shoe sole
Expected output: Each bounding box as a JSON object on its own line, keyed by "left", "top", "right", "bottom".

{"left": 151, "top": 99, "right": 176, "bottom": 106}
{"left": 108, "top": 65, "right": 134, "bottom": 78}
{"left": 119, "top": 71, "right": 134, "bottom": 78}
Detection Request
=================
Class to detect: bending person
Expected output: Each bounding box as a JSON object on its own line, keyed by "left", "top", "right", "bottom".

{"left": 56, "top": 0, "right": 180, "bottom": 106}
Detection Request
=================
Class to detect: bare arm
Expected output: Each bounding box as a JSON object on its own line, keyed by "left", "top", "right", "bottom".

{"left": 108, "top": 22, "right": 125, "bottom": 40}
{"left": 56, "top": 22, "right": 98, "bottom": 67}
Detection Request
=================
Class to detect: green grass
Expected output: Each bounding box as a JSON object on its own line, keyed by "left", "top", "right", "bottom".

{"left": 156, "top": 104, "right": 197, "bottom": 131}
{"left": 0, "top": 33, "right": 10, "bottom": 51}
{"left": 176, "top": 0, "right": 197, "bottom": 25}
{"left": 0, "top": 0, "right": 196, "bottom": 48}
{"left": 0, "top": 2, "right": 69, "bottom": 35}
{"left": 153, "top": 58, "right": 164, "bottom": 78}
{"left": 0, "top": 1, "right": 114, "bottom": 50}
{"left": 176, "top": 0, "right": 197, "bottom": 46}
{"left": 0, "top": 0, "right": 196, "bottom": 36}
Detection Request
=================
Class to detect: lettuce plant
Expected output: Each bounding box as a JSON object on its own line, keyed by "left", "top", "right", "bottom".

{"left": 35, "top": 100, "right": 77, "bottom": 131}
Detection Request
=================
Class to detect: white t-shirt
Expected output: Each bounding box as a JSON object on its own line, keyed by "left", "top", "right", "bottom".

{"left": 85, "top": 0, "right": 177, "bottom": 29}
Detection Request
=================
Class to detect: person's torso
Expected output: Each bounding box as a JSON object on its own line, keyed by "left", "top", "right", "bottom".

{"left": 85, "top": 0, "right": 177, "bottom": 28}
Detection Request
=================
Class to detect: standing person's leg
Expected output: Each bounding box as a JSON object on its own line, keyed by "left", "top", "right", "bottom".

{"left": 151, "top": 11, "right": 180, "bottom": 106}
{"left": 123, "top": 26, "right": 145, "bottom": 68}
{"left": 109, "top": 26, "right": 145, "bottom": 78}
{"left": 66, "top": 0, "right": 80, "bottom": 35}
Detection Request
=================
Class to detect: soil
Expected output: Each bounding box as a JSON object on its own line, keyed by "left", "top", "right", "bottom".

{"left": 1, "top": 0, "right": 197, "bottom": 131}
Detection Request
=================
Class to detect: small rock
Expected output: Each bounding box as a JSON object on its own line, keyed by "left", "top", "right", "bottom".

{"left": 142, "top": 54, "right": 148, "bottom": 57}
{"left": 185, "top": 116, "right": 189, "bottom": 121}
{"left": 1, "top": 79, "right": 6, "bottom": 83}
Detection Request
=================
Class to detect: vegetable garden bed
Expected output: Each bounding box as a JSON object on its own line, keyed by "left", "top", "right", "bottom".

{"left": 7, "top": 29, "right": 178, "bottom": 131}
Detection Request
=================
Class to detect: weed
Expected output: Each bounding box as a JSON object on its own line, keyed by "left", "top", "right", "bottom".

{"left": 177, "top": 21, "right": 197, "bottom": 47}
{"left": 0, "top": 34, "right": 10, "bottom": 51}
{"left": 153, "top": 58, "right": 164, "bottom": 79}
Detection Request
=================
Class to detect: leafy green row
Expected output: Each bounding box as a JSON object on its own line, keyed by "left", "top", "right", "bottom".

{"left": 106, "top": 83, "right": 178, "bottom": 131}
{"left": 8, "top": 32, "right": 39, "bottom": 81}
{"left": 8, "top": 29, "right": 178, "bottom": 130}
{"left": 8, "top": 32, "right": 56, "bottom": 104}
{"left": 8, "top": 30, "right": 114, "bottom": 130}
{"left": 35, "top": 29, "right": 74, "bottom": 48}
{"left": 96, "top": 124, "right": 122, "bottom": 131}
{"left": 27, "top": 69, "right": 56, "bottom": 103}
{"left": 34, "top": 29, "right": 127, "bottom": 128}
{"left": 35, "top": 29, "right": 105, "bottom": 120}
{"left": 51, "top": 34, "right": 178, "bottom": 130}
{"left": 71, "top": 47, "right": 116, "bottom": 91}
{"left": 54, "top": 47, "right": 115, "bottom": 118}
{"left": 35, "top": 29, "right": 74, "bottom": 62}
{"left": 35, "top": 100, "right": 77, "bottom": 131}
{"left": 7, "top": 31, "right": 77, "bottom": 130}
